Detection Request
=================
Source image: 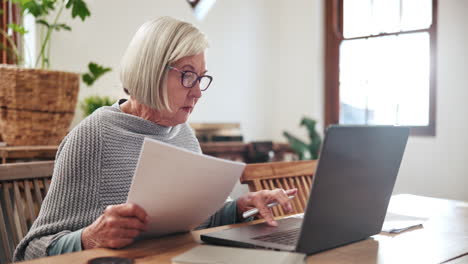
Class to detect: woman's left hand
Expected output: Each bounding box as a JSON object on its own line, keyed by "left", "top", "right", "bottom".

{"left": 236, "top": 188, "right": 298, "bottom": 226}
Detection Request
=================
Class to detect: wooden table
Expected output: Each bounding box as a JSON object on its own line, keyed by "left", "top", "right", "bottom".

{"left": 18, "top": 194, "right": 468, "bottom": 264}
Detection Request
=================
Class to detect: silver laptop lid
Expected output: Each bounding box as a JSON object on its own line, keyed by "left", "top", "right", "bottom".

{"left": 295, "top": 125, "right": 409, "bottom": 254}
{"left": 200, "top": 125, "right": 409, "bottom": 254}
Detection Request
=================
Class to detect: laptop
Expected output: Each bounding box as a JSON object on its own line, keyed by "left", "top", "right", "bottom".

{"left": 201, "top": 125, "right": 410, "bottom": 255}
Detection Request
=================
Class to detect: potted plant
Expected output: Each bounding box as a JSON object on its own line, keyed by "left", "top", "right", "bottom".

{"left": 283, "top": 117, "right": 322, "bottom": 160}
{"left": 80, "top": 62, "right": 113, "bottom": 116}
{"left": 0, "top": 0, "right": 108, "bottom": 146}
{"left": 80, "top": 95, "right": 114, "bottom": 117}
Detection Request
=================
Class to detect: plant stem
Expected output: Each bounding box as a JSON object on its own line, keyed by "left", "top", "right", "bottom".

{"left": 0, "top": 28, "right": 21, "bottom": 64}
{"left": 46, "top": 32, "right": 51, "bottom": 66}
{"left": 35, "top": 0, "right": 65, "bottom": 68}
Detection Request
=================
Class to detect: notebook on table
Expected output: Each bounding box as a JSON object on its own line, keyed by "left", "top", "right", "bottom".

{"left": 172, "top": 245, "right": 306, "bottom": 264}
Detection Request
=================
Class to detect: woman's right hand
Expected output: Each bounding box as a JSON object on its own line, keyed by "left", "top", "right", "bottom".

{"left": 82, "top": 203, "right": 149, "bottom": 249}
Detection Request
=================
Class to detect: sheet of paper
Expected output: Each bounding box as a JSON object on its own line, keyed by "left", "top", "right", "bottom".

{"left": 286, "top": 213, "right": 426, "bottom": 234}
{"left": 382, "top": 212, "right": 427, "bottom": 233}
{"left": 172, "top": 245, "right": 306, "bottom": 264}
{"left": 127, "top": 138, "right": 245, "bottom": 237}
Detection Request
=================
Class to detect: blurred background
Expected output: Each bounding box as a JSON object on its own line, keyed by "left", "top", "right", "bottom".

{"left": 1, "top": 0, "right": 467, "bottom": 201}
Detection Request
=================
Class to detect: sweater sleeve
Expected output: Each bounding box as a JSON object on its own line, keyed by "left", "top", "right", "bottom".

{"left": 47, "top": 229, "right": 83, "bottom": 256}
{"left": 13, "top": 116, "right": 104, "bottom": 262}
{"left": 195, "top": 199, "right": 253, "bottom": 230}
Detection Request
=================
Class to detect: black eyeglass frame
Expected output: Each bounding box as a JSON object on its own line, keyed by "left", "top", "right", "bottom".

{"left": 167, "top": 66, "right": 213, "bottom": 91}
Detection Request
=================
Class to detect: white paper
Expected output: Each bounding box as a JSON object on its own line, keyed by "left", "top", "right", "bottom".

{"left": 172, "top": 245, "right": 306, "bottom": 264}
{"left": 382, "top": 212, "right": 427, "bottom": 233}
{"left": 127, "top": 138, "right": 245, "bottom": 237}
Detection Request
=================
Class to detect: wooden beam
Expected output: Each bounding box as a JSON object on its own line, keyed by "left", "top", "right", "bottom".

{"left": 0, "top": 161, "right": 54, "bottom": 181}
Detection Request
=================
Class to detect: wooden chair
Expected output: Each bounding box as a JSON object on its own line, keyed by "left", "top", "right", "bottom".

{"left": 0, "top": 161, "right": 54, "bottom": 263}
{"left": 240, "top": 160, "right": 317, "bottom": 218}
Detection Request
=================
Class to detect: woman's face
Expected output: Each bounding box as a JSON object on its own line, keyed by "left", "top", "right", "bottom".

{"left": 160, "top": 52, "right": 206, "bottom": 126}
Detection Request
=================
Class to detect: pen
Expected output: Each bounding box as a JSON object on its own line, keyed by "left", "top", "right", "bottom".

{"left": 242, "top": 195, "right": 295, "bottom": 219}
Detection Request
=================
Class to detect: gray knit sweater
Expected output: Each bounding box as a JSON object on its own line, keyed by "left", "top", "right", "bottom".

{"left": 13, "top": 100, "right": 238, "bottom": 261}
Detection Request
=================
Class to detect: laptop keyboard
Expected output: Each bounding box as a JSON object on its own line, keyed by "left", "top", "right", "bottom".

{"left": 252, "top": 228, "right": 300, "bottom": 246}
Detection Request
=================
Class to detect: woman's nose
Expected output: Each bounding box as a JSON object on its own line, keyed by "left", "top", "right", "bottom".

{"left": 190, "top": 82, "right": 202, "bottom": 98}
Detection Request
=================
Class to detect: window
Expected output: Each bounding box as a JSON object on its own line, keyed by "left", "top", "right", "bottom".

{"left": 325, "top": 0, "right": 437, "bottom": 136}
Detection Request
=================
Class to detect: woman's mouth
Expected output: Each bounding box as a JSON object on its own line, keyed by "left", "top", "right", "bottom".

{"left": 181, "top": 106, "right": 193, "bottom": 113}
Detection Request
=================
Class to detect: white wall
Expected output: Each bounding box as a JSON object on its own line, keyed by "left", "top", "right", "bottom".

{"left": 193, "top": 0, "right": 279, "bottom": 141}
{"left": 392, "top": 0, "right": 468, "bottom": 202}
{"left": 49, "top": 0, "right": 279, "bottom": 142}
{"left": 274, "top": 0, "right": 324, "bottom": 142}
{"left": 49, "top": 0, "right": 468, "bottom": 201}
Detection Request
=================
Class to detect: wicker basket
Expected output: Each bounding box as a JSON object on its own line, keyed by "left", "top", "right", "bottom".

{"left": 0, "top": 65, "right": 80, "bottom": 146}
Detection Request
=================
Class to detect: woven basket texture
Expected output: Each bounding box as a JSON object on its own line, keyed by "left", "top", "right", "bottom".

{"left": 0, "top": 65, "right": 79, "bottom": 146}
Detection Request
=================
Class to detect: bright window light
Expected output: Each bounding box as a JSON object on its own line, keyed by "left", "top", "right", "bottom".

{"left": 339, "top": 33, "right": 430, "bottom": 126}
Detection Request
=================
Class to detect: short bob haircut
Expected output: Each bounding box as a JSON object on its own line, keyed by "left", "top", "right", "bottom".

{"left": 120, "top": 16, "right": 209, "bottom": 111}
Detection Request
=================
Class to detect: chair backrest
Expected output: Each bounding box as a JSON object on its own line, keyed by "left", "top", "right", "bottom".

{"left": 0, "top": 161, "right": 54, "bottom": 263}
{"left": 240, "top": 160, "right": 317, "bottom": 218}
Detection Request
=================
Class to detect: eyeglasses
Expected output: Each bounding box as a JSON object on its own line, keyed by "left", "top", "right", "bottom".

{"left": 167, "top": 66, "right": 213, "bottom": 91}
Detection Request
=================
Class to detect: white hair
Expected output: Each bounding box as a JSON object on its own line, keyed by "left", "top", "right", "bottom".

{"left": 120, "top": 16, "right": 209, "bottom": 111}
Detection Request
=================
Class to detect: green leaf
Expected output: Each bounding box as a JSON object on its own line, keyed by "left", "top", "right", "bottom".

{"left": 36, "top": 19, "right": 50, "bottom": 28}
{"left": 8, "top": 23, "right": 29, "bottom": 35}
{"left": 80, "top": 95, "right": 114, "bottom": 116}
{"left": 0, "top": 9, "right": 4, "bottom": 16}
{"left": 66, "top": 0, "right": 91, "bottom": 21}
{"left": 51, "top": 23, "right": 72, "bottom": 31}
{"left": 56, "top": 23, "right": 71, "bottom": 31}
{"left": 82, "top": 63, "right": 112, "bottom": 86}
{"left": 88, "top": 62, "right": 111, "bottom": 79}
{"left": 300, "top": 117, "right": 322, "bottom": 159}
{"left": 88, "top": 62, "right": 99, "bottom": 74}
{"left": 82, "top": 73, "right": 94, "bottom": 86}
{"left": 283, "top": 117, "right": 322, "bottom": 160}
{"left": 92, "top": 63, "right": 111, "bottom": 76}
{"left": 283, "top": 131, "right": 310, "bottom": 160}
{"left": 43, "top": 57, "right": 50, "bottom": 68}
{"left": 21, "top": 0, "right": 43, "bottom": 16}
{"left": 43, "top": 0, "right": 56, "bottom": 11}
{"left": 18, "top": 0, "right": 56, "bottom": 17}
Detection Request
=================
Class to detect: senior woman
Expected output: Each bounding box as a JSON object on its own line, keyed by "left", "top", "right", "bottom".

{"left": 13, "top": 16, "right": 296, "bottom": 261}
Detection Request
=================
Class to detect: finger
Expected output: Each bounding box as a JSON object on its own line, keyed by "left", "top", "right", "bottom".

{"left": 258, "top": 207, "right": 277, "bottom": 226}
{"left": 102, "top": 215, "right": 146, "bottom": 232}
{"left": 283, "top": 188, "right": 298, "bottom": 213}
{"left": 271, "top": 189, "right": 294, "bottom": 213}
{"left": 251, "top": 195, "right": 277, "bottom": 226}
{"left": 118, "top": 216, "right": 148, "bottom": 231}
{"left": 113, "top": 203, "right": 148, "bottom": 223}
{"left": 106, "top": 229, "right": 140, "bottom": 245}
{"left": 112, "top": 228, "right": 140, "bottom": 239}
{"left": 285, "top": 188, "right": 298, "bottom": 196}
